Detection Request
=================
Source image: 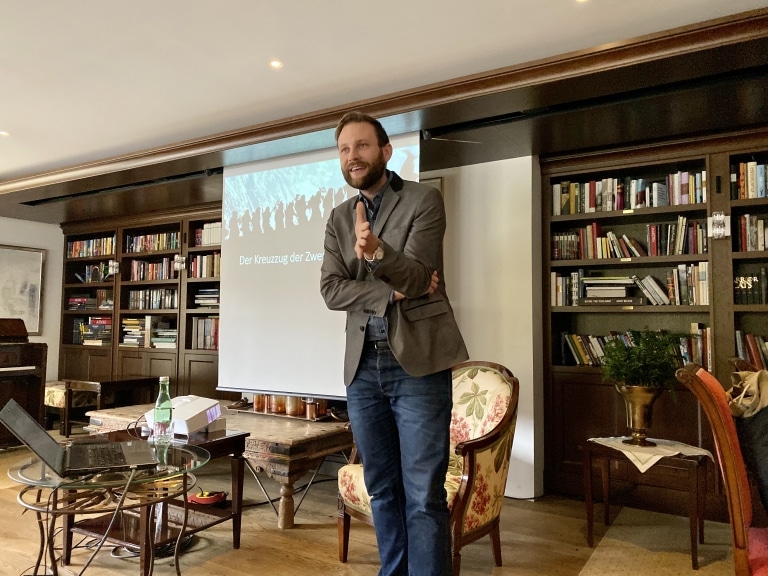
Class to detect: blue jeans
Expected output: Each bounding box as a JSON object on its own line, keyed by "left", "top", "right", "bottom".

{"left": 346, "top": 347, "right": 453, "bottom": 576}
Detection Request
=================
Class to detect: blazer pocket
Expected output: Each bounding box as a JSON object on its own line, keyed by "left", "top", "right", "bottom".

{"left": 401, "top": 298, "right": 449, "bottom": 321}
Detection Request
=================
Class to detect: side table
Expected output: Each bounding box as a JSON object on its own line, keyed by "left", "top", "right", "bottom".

{"left": 581, "top": 437, "right": 710, "bottom": 570}
{"left": 9, "top": 442, "right": 210, "bottom": 576}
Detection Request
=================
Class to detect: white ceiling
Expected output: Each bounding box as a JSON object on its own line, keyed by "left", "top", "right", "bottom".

{"left": 2, "top": 0, "right": 766, "bottom": 184}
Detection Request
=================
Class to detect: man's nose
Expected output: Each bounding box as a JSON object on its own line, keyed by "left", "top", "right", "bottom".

{"left": 348, "top": 146, "right": 361, "bottom": 160}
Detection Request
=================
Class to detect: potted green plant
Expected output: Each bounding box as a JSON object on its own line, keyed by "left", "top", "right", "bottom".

{"left": 600, "top": 329, "right": 686, "bottom": 446}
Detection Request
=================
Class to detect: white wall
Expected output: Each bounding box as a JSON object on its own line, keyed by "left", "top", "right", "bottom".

{"left": 424, "top": 156, "right": 544, "bottom": 499}
{"left": 0, "top": 217, "right": 63, "bottom": 380}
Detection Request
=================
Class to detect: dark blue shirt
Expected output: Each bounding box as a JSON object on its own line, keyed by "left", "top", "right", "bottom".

{"left": 359, "top": 171, "right": 393, "bottom": 342}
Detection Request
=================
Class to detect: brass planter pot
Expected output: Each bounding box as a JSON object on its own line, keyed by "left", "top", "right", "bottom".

{"left": 615, "top": 384, "right": 664, "bottom": 447}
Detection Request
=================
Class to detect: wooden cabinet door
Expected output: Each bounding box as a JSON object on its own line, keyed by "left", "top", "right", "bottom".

{"left": 180, "top": 351, "right": 236, "bottom": 400}
{"left": 146, "top": 352, "right": 177, "bottom": 388}
{"left": 60, "top": 347, "right": 112, "bottom": 381}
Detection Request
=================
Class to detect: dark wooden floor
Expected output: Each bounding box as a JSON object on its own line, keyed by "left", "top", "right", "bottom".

{"left": 0, "top": 439, "right": 597, "bottom": 576}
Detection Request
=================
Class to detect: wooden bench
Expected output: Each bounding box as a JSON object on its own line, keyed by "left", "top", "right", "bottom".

{"left": 45, "top": 377, "right": 158, "bottom": 436}
{"left": 44, "top": 381, "right": 97, "bottom": 434}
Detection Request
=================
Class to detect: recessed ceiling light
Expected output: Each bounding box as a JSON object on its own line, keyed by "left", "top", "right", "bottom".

{"left": 268, "top": 60, "right": 284, "bottom": 70}
{"left": 0, "top": 131, "right": 9, "bottom": 137}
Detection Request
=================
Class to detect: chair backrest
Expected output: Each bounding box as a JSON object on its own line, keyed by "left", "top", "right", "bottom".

{"left": 448, "top": 361, "right": 519, "bottom": 539}
{"left": 676, "top": 363, "right": 752, "bottom": 567}
{"left": 449, "top": 361, "right": 516, "bottom": 450}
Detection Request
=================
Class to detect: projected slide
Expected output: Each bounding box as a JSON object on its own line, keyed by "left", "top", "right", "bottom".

{"left": 219, "top": 134, "right": 419, "bottom": 399}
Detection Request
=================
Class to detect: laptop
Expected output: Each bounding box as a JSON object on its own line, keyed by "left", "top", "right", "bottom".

{"left": 0, "top": 398, "right": 158, "bottom": 477}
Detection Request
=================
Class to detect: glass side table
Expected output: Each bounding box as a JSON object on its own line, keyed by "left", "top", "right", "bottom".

{"left": 9, "top": 441, "right": 210, "bottom": 576}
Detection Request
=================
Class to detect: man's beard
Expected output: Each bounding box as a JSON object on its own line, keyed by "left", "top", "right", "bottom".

{"left": 342, "top": 151, "right": 387, "bottom": 191}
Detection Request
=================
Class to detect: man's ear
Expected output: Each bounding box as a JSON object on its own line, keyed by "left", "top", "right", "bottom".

{"left": 382, "top": 143, "right": 393, "bottom": 163}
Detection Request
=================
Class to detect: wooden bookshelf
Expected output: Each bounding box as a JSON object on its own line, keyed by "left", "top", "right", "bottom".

{"left": 60, "top": 205, "right": 236, "bottom": 401}
{"left": 541, "top": 130, "right": 768, "bottom": 516}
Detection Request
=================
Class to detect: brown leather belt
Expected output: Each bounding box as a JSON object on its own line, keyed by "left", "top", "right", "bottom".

{"left": 364, "top": 340, "right": 390, "bottom": 351}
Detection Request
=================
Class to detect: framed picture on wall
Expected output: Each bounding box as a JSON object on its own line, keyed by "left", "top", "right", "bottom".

{"left": 0, "top": 245, "right": 45, "bottom": 335}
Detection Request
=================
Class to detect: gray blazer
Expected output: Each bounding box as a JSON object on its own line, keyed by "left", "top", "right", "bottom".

{"left": 320, "top": 172, "right": 469, "bottom": 385}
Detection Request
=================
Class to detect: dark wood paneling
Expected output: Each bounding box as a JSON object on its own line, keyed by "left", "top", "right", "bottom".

{"left": 116, "top": 349, "right": 144, "bottom": 380}
{"left": 180, "top": 351, "right": 235, "bottom": 400}
{"left": 116, "top": 350, "right": 177, "bottom": 394}
{"left": 0, "top": 10, "right": 767, "bottom": 224}
{"left": 59, "top": 346, "right": 113, "bottom": 381}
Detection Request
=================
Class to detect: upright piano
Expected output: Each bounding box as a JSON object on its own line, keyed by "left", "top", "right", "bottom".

{"left": 0, "top": 318, "right": 47, "bottom": 447}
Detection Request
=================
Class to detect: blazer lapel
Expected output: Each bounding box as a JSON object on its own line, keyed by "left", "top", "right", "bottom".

{"left": 373, "top": 187, "right": 400, "bottom": 236}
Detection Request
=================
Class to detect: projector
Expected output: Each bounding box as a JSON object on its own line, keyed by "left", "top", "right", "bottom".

{"left": 144, "top": 395, "right": 222, "bottom": 435}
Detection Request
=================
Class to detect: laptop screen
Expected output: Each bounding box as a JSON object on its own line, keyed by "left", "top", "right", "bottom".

{"left": 0, "top": 398, "right": 64, "bottom": 474}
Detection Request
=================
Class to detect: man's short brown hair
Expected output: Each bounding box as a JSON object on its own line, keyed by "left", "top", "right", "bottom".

{"left": 334, "top": 111, "right": 390, "bottom": 147}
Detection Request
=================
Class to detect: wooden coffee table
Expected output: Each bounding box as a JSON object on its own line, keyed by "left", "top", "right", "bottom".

{"left": 87, "top": 402, "right": 353, "bottom": 529}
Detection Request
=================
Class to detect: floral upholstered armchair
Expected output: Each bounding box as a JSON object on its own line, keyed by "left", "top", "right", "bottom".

{"left": 337, "top": 360, "right": 520, "bottom": 576}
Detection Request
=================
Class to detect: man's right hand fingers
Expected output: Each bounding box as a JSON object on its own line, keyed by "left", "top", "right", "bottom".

{"left": 356, "top": 201, "right": 366, "bottom": 223}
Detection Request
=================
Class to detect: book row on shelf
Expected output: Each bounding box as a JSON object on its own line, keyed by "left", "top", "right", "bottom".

{"left": 190, "top": 252, "right": 220, "bottom": 278}
{"left": 735, "top": 331, "right": 768, "bottom": 371}
{"left": 551, "top": 218, "right": 706, "bottom": 261}
{"left": 731, "top": 161, "right": 768, "bottom": 200}
{"left": 551, "top": 170, "right": 706, "bottom": 216}
{"left": 67, "top": 235, "right": 116, "bottom": 258}
{"left": 126, "top": 288, "right": 178, "bottom": 310}
{"left": 736, "top": 214, "right": 768, "bottom": 252}
{"left": 124, "top": 231, "right": 180, "bottom": 253}
{"left": 734, "top": 268, "right": 768, "bottom": 304}
{"left": 190, "top": 316, "right": 219, "bottom": 350}
{"left": 552, "top": 264, "right": 709, "bottom": 307}
{"left": 193, "top": 221, "right": 222, "bottom": 246}
{"left": 121, "top": 316, "right": 177, "bottom": 348}
{"left": 193, "top": 287, "right": 219, "bottom": 307}
{"left": 67, "top": 290, "right": 114, "bottom": 311}
{"left": 73, "top": 316, "right": 113, "bottom": 346}
{"left": 559, "top": 327, "right": 711, "bottom": 371}
{"left": 128, "top": 258, "right": 177, "bottom": 281}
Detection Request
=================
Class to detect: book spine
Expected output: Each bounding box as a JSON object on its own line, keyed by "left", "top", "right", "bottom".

{"left": 563, "top": 333, "right": 582, "bottom": 365}
{"left": 643, "top": 274, "right": 671, "bottom": 305}
{"left": 745, "top": 333, "right": 766, "bottom": 370}
{"left": 577, "top": 297, "right": 645, "bottom": 305}
{"left": 570, "top": 334, "right": 594, "bottom": 366}
{"left": 748, "top": 161, "right": 758, "bottom": 199}
{"left": 735, "top": 330, "right": 746, "bottom": 361}
{"left": 632, "top": 274, "right": 659, "bottom": 305}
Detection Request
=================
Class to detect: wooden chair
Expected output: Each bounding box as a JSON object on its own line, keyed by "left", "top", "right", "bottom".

{"left": 337, "top": 360, "right": 520, "bottom": 576}
{"left": 675, "top": 363, "right": 768, "bottom": 575}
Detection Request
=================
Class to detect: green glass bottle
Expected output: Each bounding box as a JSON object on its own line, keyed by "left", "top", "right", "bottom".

{"left": 153, "top": 376, "right": 173, "bottom": 443}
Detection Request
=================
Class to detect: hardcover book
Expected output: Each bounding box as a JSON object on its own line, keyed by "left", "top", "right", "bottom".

{"left": 584, "top": 286, "right": 629, "bottom": 297}
{"left": 631, "top": 274, "right": 659, "bottom": 305}
{"left": 577, "top": 296, "right": 645, "bottom": 306}
{"left": 643, "top": 274, "right": 671, "bottom": 305}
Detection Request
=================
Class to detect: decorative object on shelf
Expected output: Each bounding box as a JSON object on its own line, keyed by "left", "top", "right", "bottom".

{"left": 707, "top": 211, "right": 731, "bottom": 238}
{"left": 601, "top": 330, "right": 686, "bottom": 447}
